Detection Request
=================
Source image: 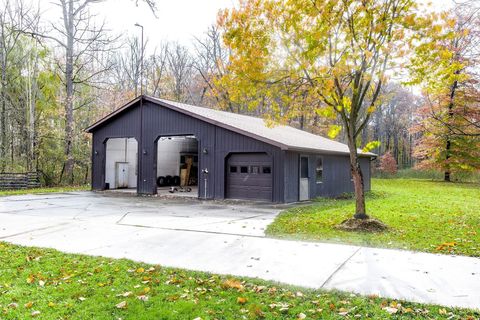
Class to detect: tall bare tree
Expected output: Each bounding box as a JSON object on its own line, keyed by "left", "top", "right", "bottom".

{"left": 112, "top": 36, "right": 144, "bottom": 96}
{"left": 146, "top": 44, "right": 168, "bottom": 97}
{"left": 167, "top": 43, "right": 193, "bottom": 102}
{"left": 193, "top": 25, "right": 232, "bottom": 108}
{"left": 26, "top": 0, "right": 118, "bottom": 184}
{"left": 0, "top": 0, "right": 34, "bottom": 171}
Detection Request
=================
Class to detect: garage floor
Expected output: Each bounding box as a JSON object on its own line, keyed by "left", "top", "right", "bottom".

{"left": 105, "top": 187, "right": 200, "bottom": 198}
{"left": 0, "top": 192, "right": 478, "bottom": 310}
{"left": 157, "top": 186, "right": 198, "bottom": 198}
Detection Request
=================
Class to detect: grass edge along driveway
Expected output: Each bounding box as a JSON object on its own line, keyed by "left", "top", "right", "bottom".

{"left": 266, "top": 179, "right": 480, "bottom": 257}
{"left": 0, "top": 186, "right": 89, "bottom": 197}
{"left": 0, "top": 242, "right": 478, "bottom": 319}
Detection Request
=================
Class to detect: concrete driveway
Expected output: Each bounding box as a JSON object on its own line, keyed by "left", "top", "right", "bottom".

{"left": 0, "top": 192, "right": 479, "bottom": 310}
{"left": 0, "top": 192, "right": 282, "bottom": 238}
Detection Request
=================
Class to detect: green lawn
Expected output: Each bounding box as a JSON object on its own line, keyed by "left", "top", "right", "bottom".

{"left": 0, "top": 186, "right": 89, "bottom": 197}
{"left": 266, "top": 179, "right": 480, "bottom": 257}
{"left": 0, "top": 243, "right": 477, "bottom": 319}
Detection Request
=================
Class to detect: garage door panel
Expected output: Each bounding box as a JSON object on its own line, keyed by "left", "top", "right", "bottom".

{"left": 228, "top": 188, "right": 272, "bottom": 201}
{"left": 226, "top": 153, "right": 273, "bottom": 201}
{"left": 227, "top": 176, "right": 271, "bottom": 187}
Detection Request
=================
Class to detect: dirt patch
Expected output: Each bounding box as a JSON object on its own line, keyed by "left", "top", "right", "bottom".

{"left": 336, "top": 218, "right": 388, "bottom": 233}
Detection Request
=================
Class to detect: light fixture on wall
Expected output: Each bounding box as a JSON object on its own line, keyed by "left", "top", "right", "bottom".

{"left": 202, "top": 148, "right": 208, "bottom": 154}
{"left": 94, "top": 150, "right": 98, "bottom": 155}
{"left": 143, "top": 149, "right": 147, "bottom": 155}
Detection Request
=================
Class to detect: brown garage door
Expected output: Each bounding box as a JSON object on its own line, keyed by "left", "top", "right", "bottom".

{"left": 226, "top": 153, "right": 272, "bottom": 201}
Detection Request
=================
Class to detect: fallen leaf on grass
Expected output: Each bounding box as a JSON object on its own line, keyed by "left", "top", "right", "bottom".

{"left": 7, "top": 303, "right": 18, "bottom": 309}
{"left": 31, "top": 310, "right": 41, "bottom": 317}
{"left": 116, "top": 291, "right": 132, "bottom": 298}
{"left": 435, "top": 242, "right": 456, "bottom": 251}
{"left": 79, "top": 297, "right": 86, "bottom": 302}
{"left": 254, "top": 285, "right": 266, "bottom": 293}
{"left": 237, "top": 297, "right": 248, "bottom": 304}
{"left": 24, "top": 301, "right": 33, "bottom": 309}
{"left": 383, "top": 307, "right": 398, "bottom": 314}
{"left": 116, "top": 301, "right": 127, "bottom": 309}
{"left": 222, "top": 279, "right": 244, "bottom": 291}
{"left": 297, "top": 313, "right": 306, "bottom": 319}
{"left": 338, "top": 307, "right": 349, "bottom": 316}
{"left": 137, "top": 295, "right": 149, "bottom": 301}
{"left": 26, "top": 275, "right": 35, "bottom": 284}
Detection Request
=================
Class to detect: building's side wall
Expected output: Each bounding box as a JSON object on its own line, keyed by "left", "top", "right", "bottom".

{"left": 284, "top": 151, "right": 372, "bottom": 201}
{"left": 360, "top": 157, "right": 371, "bottom": 191}
{"left": 284, "top": 151, "right": 299, "bottom": 202}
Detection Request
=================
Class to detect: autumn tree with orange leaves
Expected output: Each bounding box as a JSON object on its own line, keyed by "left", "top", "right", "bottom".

{"left": 409, "top": 1, "right": 480, "bottom": 181}
{"left": 218, "top": 0, "right": 428, "bottom": 221}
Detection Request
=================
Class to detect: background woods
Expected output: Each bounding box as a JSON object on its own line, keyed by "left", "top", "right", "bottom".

{"left": 0, "top": 0, "right": 478, "bottom": 187}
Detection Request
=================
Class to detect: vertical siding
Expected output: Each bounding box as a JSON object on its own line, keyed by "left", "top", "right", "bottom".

{"left": 360, "top": 157, "right": 371, "bottom": 191}
{"left": 283, "top": 151, "right": 298, "bottom": 202}
{"left": 284, "top": 151, "right": 373, "bottom": 200}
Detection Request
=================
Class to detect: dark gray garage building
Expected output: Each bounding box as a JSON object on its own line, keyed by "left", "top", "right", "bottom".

{"left": 86, "top": 96, "right": 374, "bottom": 203}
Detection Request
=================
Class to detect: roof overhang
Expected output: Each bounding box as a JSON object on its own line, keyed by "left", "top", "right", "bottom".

{"left": 286, "top": 146, "right": 376, "bottom": 158}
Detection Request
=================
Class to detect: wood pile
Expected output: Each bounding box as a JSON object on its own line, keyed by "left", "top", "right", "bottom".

{"left": 0, "top": 172, "right": 41, "bottom": 190}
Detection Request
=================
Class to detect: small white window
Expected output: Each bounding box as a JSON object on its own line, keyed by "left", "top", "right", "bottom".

{"left": 316, "top": 157, "right": 323, "bottom": 183}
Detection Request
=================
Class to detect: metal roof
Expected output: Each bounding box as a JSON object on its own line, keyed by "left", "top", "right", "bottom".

{"left": 86, "top": 95, "right": 375, "bottom": 157}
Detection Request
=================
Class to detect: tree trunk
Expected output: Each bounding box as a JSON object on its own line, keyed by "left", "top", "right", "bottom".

{"left": 0, "top": 48, "right": 6, "bottom": 172}
{"left": 444, "top": 138, "right": 451, "bottom": 182}
{"left": 444, "top": 77, "right": 458, "bottom": 182}
{"left": 27, "top": 49, "right": 38, "bottom": 172}
{"left": 62, "top": 0, "right": 75, "bottom": 185}
{"left": 393, "top": 133, "right": 399, "bottom": 165}
{"left": 347, "top": 133, "right": 368, "bottom": 219}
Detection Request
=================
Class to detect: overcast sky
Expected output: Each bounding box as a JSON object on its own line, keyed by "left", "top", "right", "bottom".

{"left": 32, "top": 0, "right": 235, "bottom": 52}
{"left": 32, "top": 0, "right": 453, "bottom": 53}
